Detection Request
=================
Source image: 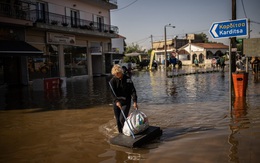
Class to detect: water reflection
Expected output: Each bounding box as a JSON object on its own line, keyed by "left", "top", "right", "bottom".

{"left": 0, "top": 69, "right": 260, "bottom": 162}
{"left": 0, "top": 76, "right": 114, "bottom": 110}
{"left": 229, "top": 97, "right": 249, "bottom": 162}
{"left": 1, "top": 70, "right": 231, "bottom": 110}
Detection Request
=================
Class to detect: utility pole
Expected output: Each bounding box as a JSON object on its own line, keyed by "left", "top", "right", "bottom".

{"left": 231, "top": 0, "right": 237, "bottom": 73}
{"left": 229, "top": 0, "right": 237, "bottom": 112}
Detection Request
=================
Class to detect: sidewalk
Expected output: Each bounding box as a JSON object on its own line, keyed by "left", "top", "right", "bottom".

{"left": 167, "top": 65, "right": 223, "bottom": 77}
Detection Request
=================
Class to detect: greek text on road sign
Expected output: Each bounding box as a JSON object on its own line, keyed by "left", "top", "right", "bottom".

{"left": 209, "top": 19, "right": 248, "bottom": 39}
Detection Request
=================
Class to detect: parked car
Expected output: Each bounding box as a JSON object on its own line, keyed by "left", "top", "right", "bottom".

{"left": 112, "top": 59, "right": 137, "bottom": 69}
{"left": 139, "top": 59, "right": 158, "bottom": 69}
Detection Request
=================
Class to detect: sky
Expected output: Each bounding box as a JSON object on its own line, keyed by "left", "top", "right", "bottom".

{"left": 111, "top": 0, "right": 260, "bottom": 50}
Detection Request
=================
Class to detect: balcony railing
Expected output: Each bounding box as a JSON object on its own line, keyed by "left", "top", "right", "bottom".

{"left": 0, "top": 2, "right": 118, "bottom": 34}
{"left": 0, "top": 2, "right": 30, "bottom": 20}
{"left": 30, "top": 10, "right": 118, "bottom": 34}
{"left": 106, "top": 0, "right": 117, "bottom": 5}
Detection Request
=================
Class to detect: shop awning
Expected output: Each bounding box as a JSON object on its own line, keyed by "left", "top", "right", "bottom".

{"left": 0, "top": 40, "right": 43, "bottom": 56}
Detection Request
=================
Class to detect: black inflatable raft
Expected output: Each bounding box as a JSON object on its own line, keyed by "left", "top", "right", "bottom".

{"left": 110, "top": 126, "right": 162, "bottom": 148}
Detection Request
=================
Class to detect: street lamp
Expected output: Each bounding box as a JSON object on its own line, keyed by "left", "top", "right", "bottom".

{"left": 164, "top": 24, "right": 175, "bottom": 76}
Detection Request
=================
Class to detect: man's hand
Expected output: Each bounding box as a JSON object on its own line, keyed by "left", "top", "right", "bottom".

{"left": 116, "top": 101, "right": 122, "bottom": 109}
{"left": 133, "top": 102, "right": 138, "bottom": 110}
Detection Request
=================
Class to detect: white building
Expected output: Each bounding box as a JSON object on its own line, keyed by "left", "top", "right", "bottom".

{"left": 178, "top": 43, "right": 229, "bottom": 65}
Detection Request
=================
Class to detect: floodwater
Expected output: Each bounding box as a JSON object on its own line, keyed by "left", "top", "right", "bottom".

{"left": 0, "top": 67, "right": 260, "bottom": 163}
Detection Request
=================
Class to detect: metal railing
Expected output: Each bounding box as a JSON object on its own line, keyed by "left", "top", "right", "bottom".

{"left": 0, "top": 3, "right": 118, "bottom": 34}
{"left": 106, "top": 0, "right": 117, "bottom": 5}
{"left": 30, "top": 10, "right": 118, "bottom": 34}
{"left": 0, "top": 2, "right": 30, "bottom": 20}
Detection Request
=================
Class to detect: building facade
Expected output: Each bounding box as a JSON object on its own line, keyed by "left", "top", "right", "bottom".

{"left": 178, "top": 42, "right": 229, "bottom": 65}
{"left": 152, "top": 34, "right": 228, "bottom": 66}
{"left": 0, "top": 0, "right": 118, "bottom": 86}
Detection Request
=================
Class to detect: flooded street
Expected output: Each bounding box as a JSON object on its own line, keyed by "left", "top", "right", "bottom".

{"left": 0, "top": 67, "right": 260, "bottom": 162}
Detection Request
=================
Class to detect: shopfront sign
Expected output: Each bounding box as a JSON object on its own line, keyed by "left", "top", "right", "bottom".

{"left": 47, "top": 32, "right": 75, "bottom": 45}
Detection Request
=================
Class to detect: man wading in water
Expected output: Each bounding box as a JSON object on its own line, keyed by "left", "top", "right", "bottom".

{"left": 109, "top": 64, "right": 138, "bottom": 133}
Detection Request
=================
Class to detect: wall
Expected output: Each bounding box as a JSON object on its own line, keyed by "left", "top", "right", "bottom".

{"left": 45, "top": 0, "right": 110, "bottom": 24}
{"left": 111, "top": 37, "right": 124, "bottom": 54}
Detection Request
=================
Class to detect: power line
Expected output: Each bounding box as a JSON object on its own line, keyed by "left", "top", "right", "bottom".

{"left": 111, "top": 0, "right": 139, "bottom": 12}
{"left": 134, "top": 37, "right": 150, "bottom": 44}
{"left": 251, "top": 20, "right": 260, "bottom": 25}
{"left": 147, "top": 29, "right": 209, "bottom": 41}
{"left": 241, "top": 0, "right": 247, "bottom": 18}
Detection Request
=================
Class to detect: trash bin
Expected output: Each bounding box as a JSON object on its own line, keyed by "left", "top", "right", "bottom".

{"left": 232, "top": 71, "right": 248, "bottom": 97}
{"left": 44, "top": 78, "right": 61, "bottom": 90}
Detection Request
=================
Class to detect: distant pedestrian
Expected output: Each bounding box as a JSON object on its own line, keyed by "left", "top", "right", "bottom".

{"left": 211, "top": 58, "right": 217, "bottom": 69}
{"left": 251, "top": 57, "right": 260, "bottom": 82}
{"left": 127, "top": 62, "right": 133, "bottom": 77}
{"left": 219, "top": 56, "right": 225, "bottom": 72}
{"left": 194, "top": 57, "right": 199, "bottom": 67}
{"left": 252, "top": 57, "right": 260, "bottom": 73}
{"left": 122, "top": 66, "right": 128, "bottom": 74}
{"left": 236, "top": 56, "right": 245, "bottom": 71}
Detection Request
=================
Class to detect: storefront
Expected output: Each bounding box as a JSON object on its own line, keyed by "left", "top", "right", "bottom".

{"left": 0, "top": 40, "right": 43, "bottom": 85}
{"left": 26, "top": 30, "right": 110, "bottom": 85}
{"left": 28, "top": 45, "right": 88, "bottom": 80}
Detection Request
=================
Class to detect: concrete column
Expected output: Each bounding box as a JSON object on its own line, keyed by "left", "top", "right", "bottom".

{"left": 58, "top": 44, "right": 66, "bottom": 88}
{"left": 87, "top": 41, "right": 93, "bottom": 76}
{"left": 204, "top": 49, "right": 207, "bottom": 64}
{"left": 21, "top": 56, "right": 28, "bottom": 85}
{"left": 101, "top": 42, "right": 105, "bottom": 74}
{"left": 189, "top": 40, "right": 192, "bottom": 64}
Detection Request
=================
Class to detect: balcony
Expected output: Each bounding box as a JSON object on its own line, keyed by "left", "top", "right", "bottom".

{"left": 0, "top": 3, "right": 119, "bottom": 37}
{"left": 82, "top": 0, "right": 118, "bottom": 9}
{"left": 31, "top": 10, "right": 118, "bottom": 36}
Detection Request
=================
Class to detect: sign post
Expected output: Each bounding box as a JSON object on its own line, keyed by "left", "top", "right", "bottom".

{"left": 209, "top": 18, "right": 248, "bottom": 112}
{"left": 209, "top": 18, "right": 248, "bottom": 39}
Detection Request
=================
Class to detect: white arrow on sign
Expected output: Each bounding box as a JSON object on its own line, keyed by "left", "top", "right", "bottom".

{"left": 211, "top": 24, "right": 218, "bottom": 38}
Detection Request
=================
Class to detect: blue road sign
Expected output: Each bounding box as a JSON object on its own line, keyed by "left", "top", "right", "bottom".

{"left": 209, "top": 19, "right": 248, "bottom": 39}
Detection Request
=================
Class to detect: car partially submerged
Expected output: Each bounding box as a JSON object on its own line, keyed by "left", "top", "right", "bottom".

{"left": 139, "top": 59, "right": 158, "bottom": 69}
{"left": 112, "top": 59, "right": 137, "bottom": 69}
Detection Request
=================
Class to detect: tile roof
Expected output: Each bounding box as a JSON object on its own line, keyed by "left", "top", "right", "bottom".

{"left": 192, "top": 43, "right": 228, "bottom": 49}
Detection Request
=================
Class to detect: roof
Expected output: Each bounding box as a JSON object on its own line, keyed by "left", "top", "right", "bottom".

{"left": 116, "top": 34, "right": 126, "bottom": 39}
{"left": 153, "top": 40, "right": 173, "bottom": 49}
{"left": 0, "top": 40, "right": 43, "bottom": 56}
{"left": 191, "top": 43, "right": 228, "bottom": 49}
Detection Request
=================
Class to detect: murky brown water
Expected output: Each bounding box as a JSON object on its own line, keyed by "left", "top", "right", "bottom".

{"left": 0, "top": 67, "right": 260, "bottom": 162}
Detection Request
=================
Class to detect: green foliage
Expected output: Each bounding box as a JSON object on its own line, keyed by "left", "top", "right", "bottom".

{"left": 147, "top": 49, "right": 153, "bottom": 55}
{"left": 197, "top": 32, "right": 209, "bottom": 43}
{"left": 124, "top": 43, "right": 145, "bottom": 63}
{"left": 123, "top": 56, "right": 139, "bottom": 64}
{"left": 125, "top": 43, "right": 143, "bottom": 53}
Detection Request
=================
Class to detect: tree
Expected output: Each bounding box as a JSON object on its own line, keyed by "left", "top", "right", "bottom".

{"left": 197, "top": 32, "right": 209, "bottom": 43}
{"left": 124, "top": 43, "right": 145, "bottom": 63}
{"left": 125, "top": 43, "right": 143, "bottom": 53}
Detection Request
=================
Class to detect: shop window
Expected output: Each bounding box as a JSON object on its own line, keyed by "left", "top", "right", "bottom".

{"left": 28, "top": 45, "right": 58, "bottom": 81}
{"left": 64, "top": 46, "right": 87, "bottom": 77}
